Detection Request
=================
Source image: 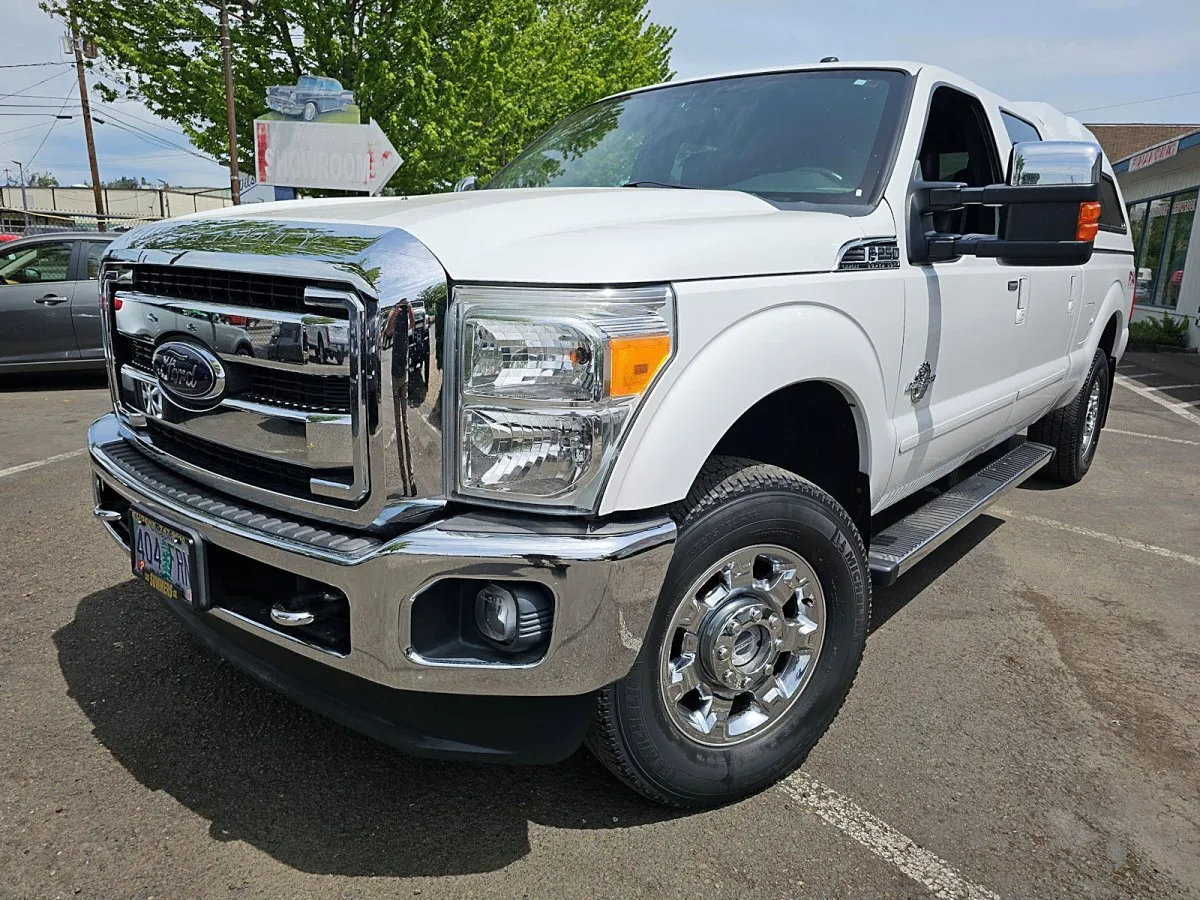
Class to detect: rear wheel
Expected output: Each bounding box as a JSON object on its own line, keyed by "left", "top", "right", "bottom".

{"left": 1029, "top": 348, "right": 1110, "bottom": 484}
{"left": 586, "top": 457, "right": 870, "bottom": 808}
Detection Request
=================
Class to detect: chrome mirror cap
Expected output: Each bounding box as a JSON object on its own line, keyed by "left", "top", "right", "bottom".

{"left": 454, "top": 174, "right": 479, "bottom": 192}
{"left": 1009, "top": 140, "right": 1103, "bottom": 187}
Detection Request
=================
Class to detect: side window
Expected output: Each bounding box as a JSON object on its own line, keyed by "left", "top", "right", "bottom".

{"left": 917, "top": 87, "right": 1003, "bottom": 234}
{"left": 85, "top": 242, "right": 107, "bottom": 280}
{"left": 1001, "top": 112, "right": 1042, "bottom": 145}
{"left": 0, "top": 241, "right": 73, "bottom": 286}
{"left": 1098, "top": 176, "right": 1126, "bottom": 232}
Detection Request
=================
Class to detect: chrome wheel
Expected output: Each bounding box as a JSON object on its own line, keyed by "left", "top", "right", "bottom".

{"left": 1081, "top": 379, "right": 1102, "bottom": 459}
{"left": 659, "top": 544, "right": 825, "bottom": 746}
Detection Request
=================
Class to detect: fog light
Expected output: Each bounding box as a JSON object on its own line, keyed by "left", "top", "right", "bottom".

{"left": 473, "top": 582, "right": 554, "bottom": 652}
{"left": 475, "top": 584, "right": 518, "bottom": 644}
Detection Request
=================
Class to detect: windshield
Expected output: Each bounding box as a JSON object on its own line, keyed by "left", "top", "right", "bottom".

{"left": 487, "top": 69, "right": 910, "bottom": 204}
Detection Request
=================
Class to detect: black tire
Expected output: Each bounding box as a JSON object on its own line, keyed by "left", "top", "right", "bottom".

{"left": 586, "top": 456, "right": 871, "bottom": 808}
{"left": 1029, "top": 348, "right": 1110, "bottom": 484}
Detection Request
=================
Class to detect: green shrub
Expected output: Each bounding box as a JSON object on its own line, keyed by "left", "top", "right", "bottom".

{"left": 1128, "top": 312, "right": 1190, "bottom": 348}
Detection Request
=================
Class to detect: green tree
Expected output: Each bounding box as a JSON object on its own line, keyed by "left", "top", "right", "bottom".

{"left": 102, "top": 175, "right": 141, "bottom": 189}
{"left": 51, "top": 0, "right": 674, "bottom": 195}
{"left": 26, "top": 171, "right": 60, "bottom": 187}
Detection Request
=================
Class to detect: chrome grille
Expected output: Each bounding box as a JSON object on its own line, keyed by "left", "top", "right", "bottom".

{"left": 101, "top": 219, "right": 450, "bottom": 531}
{"left": 144, "top": 419, "right": 355, "bottom": 502}
{"left": 130, "top": 265, "right": 347, "bottom": 318}
{"left": 121, "top": 335, "right": 352, "bottom": 414}
{"left": 108, "top": 274, "right": 367, "bottom": 509}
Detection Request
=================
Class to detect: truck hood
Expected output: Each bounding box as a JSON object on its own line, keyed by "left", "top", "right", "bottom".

{"left": 182, "top": 188, "right": 874, "bottom": 284}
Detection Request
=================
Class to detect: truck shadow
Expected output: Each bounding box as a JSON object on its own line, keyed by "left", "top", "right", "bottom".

{"left": 53, "top": 584, "right": 684, "bottom": 878}
{"left": 55, "top": 515, "right": 1000, "bottom": 877}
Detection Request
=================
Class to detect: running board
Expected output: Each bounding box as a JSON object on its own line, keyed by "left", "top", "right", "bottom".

{"left": 869, "top": 441, "right": 1054, "bottom": 587}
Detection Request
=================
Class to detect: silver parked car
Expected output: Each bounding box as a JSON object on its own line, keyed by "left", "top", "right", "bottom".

{"left": 0, "top": 233, "right": 113, "bottom": 372}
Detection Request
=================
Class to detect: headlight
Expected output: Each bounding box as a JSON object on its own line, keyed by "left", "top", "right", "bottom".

{"left": 451, "top": 284, "right": 674, "bottom": 509}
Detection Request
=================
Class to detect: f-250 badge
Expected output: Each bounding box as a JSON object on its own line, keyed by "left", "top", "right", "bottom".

{"left": 906, "top": 362, "right": 936, "bottom": 403}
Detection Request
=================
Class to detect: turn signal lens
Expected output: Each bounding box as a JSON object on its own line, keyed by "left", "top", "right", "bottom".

{"left": 608, "top": 333, "right": 671, "bottom": 397}
{"left": 1077, "top": 201, "right": 1102, "bottom": 241}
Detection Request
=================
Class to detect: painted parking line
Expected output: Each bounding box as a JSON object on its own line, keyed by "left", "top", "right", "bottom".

{"left": 0, "top": 448, "right": 87, "bottom": 480}
{"left": 1107, "top": 428, "right": 1199, "bottom": 446}
{"left": 991, "top": 506, "right": 1200, "bottom": 569}
{"left": 1114, "top": 375, "right": 1200, "bottom": 427}
{"left": 780, "top": 772, "right": 1001, "bottom": 900}
{"left": 1138, "top": 383, "right": 1200, "bottom": 392}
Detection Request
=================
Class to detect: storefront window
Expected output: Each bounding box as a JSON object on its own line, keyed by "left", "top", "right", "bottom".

{"left": 1139, "top": 196, "right": 1172, "bottom": 305}
{"left": 1131, "top": 190, "right": 1199, "bottom": 308}
{"left": 1128, "top": 200, "right": 1147, "bottom": 300}
{"left": 1155, "top": 189, "right": 1197, "bottom": 308}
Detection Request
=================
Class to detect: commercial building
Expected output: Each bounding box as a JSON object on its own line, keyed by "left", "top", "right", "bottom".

{"left": 1091, "top": 124, "right": 1200, "bottom": 347}
{"left": 0, "top": 185, "right": 233, "bottom": 235}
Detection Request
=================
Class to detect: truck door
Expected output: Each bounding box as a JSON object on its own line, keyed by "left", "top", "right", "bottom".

{"left": 888, "top": 86, "right": 1028, "bottom": 499}
{"left": 997, "top": 112, "right": 1080, "bottom": 427}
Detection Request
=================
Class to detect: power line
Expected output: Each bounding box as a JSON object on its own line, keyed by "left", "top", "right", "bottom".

{"left": 0, "top": 121, "right": 59, "bottom": 138}
{"left": 0, "top": 62, "right": 72, "bottom": 69}
{"left": 1069, "top": 89, "right": 1200, "bottom": 115}
{"left": 95, "top": 111, "right": 215, "bottom": 162}
{"left": 94, "top": 101, "right": 192, "bottom": 137}
{"left": 0, "top": 69, "right": 73, "bottom": 102}
{"left": 25, "top": 82, "right": 77, "bottom": 168}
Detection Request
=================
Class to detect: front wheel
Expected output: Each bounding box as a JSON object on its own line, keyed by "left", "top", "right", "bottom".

{"left": 302, "top": 101, "right": 318, "bottom": 122}
{"left": 586, "top": 457, "right": 871, "bottom": 808}
{"left": 1029, "top": 347, "right": 1110, "bottom": 484}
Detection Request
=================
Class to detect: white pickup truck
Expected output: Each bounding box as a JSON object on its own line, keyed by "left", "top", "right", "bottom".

{"left": 89, "top": 60, "right": 1132, "bottom": 808}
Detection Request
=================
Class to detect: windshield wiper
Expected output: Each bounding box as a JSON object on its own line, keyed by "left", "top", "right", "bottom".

{"left": 621, "top": 180, "right": 696, "bottom": 189}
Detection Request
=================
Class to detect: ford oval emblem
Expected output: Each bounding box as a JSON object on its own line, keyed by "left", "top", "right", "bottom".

{"left": 152, "top": 341, "right": 226, "bottom": 404}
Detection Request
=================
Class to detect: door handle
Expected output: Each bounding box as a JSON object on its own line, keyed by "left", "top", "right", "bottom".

{"left": 146, "top": 312, "right": 158, "bottom": 322}
{"left": 186, "top": 323, "right": 197, "bottom": 331}
{"left": 36, "top": 294, "right": 68, "bottom": 306}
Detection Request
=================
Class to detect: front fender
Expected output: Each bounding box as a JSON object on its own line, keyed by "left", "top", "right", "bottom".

{"left": 600, "top": 299, "right": 895, "bottom": 515}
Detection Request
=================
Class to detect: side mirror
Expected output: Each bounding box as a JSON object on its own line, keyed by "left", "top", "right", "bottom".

{"left": 911, "top": 140, "right": 1104, "bottom": 266}
{"left": 454, "top": 174, "right": 479, "bottom": 192}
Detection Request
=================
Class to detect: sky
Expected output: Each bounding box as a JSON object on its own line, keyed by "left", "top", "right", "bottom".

{"left": 2, "top": 0, "right": 1200, "bottom": 189}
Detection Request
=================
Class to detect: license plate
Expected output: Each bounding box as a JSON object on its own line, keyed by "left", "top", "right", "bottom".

{"left": 130, "top": 508, "right": 208, "bottom": 609}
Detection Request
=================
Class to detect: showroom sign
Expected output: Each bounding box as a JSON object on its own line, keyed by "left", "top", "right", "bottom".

{"left": 254, "top": 119, "right": 402, "bottom": 194}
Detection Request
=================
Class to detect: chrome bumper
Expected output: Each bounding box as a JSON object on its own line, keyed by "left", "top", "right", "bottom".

{"left": 88, "top": 413, "right": 675, "bottom": 696}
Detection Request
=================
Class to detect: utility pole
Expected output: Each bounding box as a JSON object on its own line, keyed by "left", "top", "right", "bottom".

{"left": 11, "top": 160, "right": 29, "bottom": 232}
{"left": 69, "top": 10, "right": 106, "bottom": 231}
{"left": 219, "top": 0, "right": 242, "bottom": 204}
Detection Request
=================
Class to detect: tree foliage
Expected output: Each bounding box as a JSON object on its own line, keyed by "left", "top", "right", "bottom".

{"left": 51, "top": 0, "right": 674, "bottom": 195}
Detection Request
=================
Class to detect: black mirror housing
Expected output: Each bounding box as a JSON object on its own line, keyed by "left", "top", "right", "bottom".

{"left": 910, "top": 140, "right": 1105, "bottom": 267}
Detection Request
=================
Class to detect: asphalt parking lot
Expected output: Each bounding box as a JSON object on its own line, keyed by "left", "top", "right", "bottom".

{"left": 1, "top": 355, "right": 1197, "bottom": 900}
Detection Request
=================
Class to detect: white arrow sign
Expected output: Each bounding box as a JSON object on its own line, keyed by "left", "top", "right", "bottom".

{"left": 253, "top": 118, "right": 402, "bottom": 195}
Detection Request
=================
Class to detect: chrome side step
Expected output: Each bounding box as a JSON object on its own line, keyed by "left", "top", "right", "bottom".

{"left": 869, "top": 441, "right": 1054, "bottom": 587}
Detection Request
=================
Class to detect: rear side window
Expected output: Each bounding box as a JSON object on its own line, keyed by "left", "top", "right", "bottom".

{"left": 1001, "top": 112, "right": 1042, "bottom": 145}
{"left": 1099, "top": 175, "right": 1127, "bottom": 232}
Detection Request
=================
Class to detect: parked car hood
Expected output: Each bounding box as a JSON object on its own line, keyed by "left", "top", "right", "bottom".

{"left": 182, "top": 188, "right": 877, "bottom": 284}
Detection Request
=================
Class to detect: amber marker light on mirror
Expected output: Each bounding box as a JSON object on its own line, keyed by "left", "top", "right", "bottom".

{"left": 1077, "top": 201, "right": 1102, "bottom": 241}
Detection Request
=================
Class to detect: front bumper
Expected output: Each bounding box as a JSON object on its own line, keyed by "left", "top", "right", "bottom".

{"left": 88, "top": 413, "right": 675, "bottom": 753}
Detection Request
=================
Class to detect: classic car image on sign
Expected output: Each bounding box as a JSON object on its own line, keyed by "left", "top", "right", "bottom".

{"left": 265, "top": 75, "right": 358, "bottom": 122}
{"left": 88, "top": 61, "right": 1132, "bottom": 809}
